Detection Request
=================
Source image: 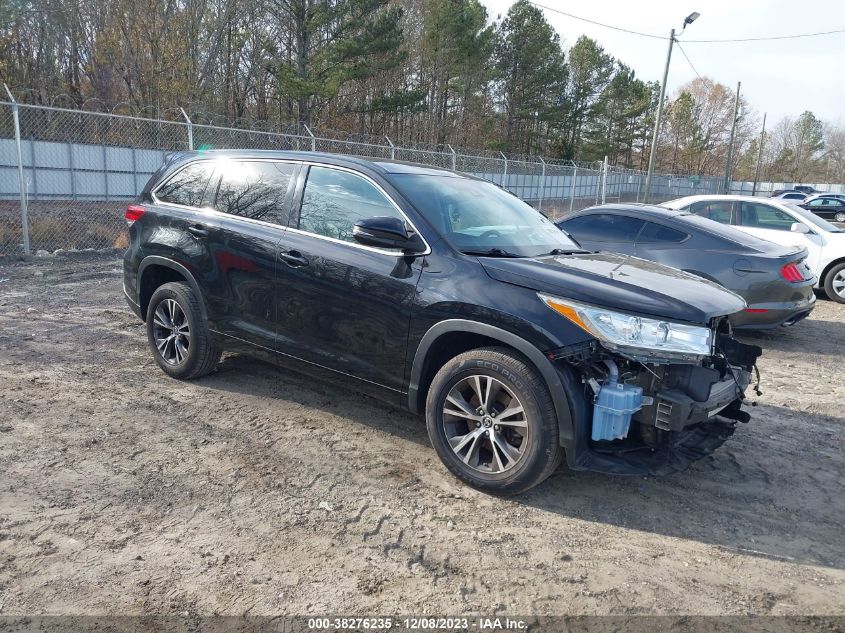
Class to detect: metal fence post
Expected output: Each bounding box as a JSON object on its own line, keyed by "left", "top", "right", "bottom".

{"left": 447, "top": 144, "right": 456, "bottom": 172}
{"left": 303, "top": 124, "right": 316, "bottom": 152}
{"left": 385, "top": 135, "right": 395, "bottom": 160}
{"left": 601, "top": 156, "right": 608, "bottom": 204}
{"left": 4, "top": 84, "right": 30, "bottom": 255}
{"left": 569, "top": 166, "right": 577, "bottom": 215}
{"left": 131, "top": 147, "right": 139, "bottom": 196}
{"left": 538, "top": 157, "right": 545, "bottom": 211}
{"left": 102, "top": 143, "right": 109, "bottom": 201}
{"left": 180, "top": 108, "right": 193, "bottom": 150}
{"left": 29, "top": 136, "right": 38, "bottom": 199}
{"left": 499, "top": 152, "right": 508, "bottom": 188}
{"left": 68, "top": 141, "right": 76, "bottom": 200}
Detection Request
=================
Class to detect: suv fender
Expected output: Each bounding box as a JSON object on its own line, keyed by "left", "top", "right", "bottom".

{"left": 137, "top": 256, "right": 209, "bottom": 322}
{"left": 408, "top": 319, "right": 581, "bottom": 455}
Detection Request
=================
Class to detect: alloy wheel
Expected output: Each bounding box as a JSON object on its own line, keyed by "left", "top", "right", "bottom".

{"left": 835, "top": 212, "right": 845, "bottom": 223}
{"left": 832, "top": 269, "right": 845, "bottom": 299}
{"left": 442, "top": 375, "right": 529, "bottom": 474}
{"left": 152, "top": 298, "right": 191, "bottom": 365}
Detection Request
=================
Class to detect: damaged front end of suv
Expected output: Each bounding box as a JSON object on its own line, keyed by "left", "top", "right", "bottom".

{"left": 539, "top": 294, "right": 762, "bottom": 476}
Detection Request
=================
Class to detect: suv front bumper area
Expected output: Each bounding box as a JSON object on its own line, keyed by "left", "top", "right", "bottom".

{"left": 635, "top": 366, "right": 751, "bottom": 432}
{"left": 549, "top": 337, "right": 762, "bottom": 476}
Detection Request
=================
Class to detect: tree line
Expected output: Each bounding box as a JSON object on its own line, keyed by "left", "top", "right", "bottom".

{"left": 1, "top": 0, "right": 842, "bottom": 182}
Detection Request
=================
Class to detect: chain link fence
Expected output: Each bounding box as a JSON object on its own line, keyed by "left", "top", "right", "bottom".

{"left": 1, "top": 99, "right": 729, "bottom": 256}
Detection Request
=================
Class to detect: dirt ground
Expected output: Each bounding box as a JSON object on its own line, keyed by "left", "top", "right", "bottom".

{"left": 0, "top": 253, "right": 842, "bottom": 618}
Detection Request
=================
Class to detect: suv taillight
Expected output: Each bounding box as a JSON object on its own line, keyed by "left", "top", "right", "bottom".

{"left": 125, "top": 204, "right": 145, "bottom": 226}
{"left": 780, "top": 262, "right": 804, "bottom": 282}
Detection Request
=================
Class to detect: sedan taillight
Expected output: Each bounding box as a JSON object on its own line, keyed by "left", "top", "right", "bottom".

{"left": 780, "top": 262, "right": 805, "bottom": 282}
{"left": 125, "top": 204, "right": 145, "bottom": 226}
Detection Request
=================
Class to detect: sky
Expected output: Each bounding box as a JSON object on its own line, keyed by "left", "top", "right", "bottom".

{"left": 480, "top": 0, "right": 845, "bottom": 125}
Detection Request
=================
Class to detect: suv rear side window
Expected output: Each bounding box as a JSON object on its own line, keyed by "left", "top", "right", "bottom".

{"left": 297, "top": 166, "right": 405, "bottom": 246}
{"left": 689, "top": 200, "right": 733, "bottom": 224}
{"left": 155, "top": 162, "right": 215, "bottom": 207}
{"left": 637, "top": 222, "right": 688, "bottom": 243}
{"left": 215, "top": 161, "right": 295, "bottom": 225}
{"left": 563, "top": 214, "right": 644, "bottom": 242}
{"left": 739, "top": 202, "right": 795, "bottom": 231}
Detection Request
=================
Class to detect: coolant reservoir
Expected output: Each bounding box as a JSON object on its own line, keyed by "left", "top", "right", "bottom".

{"left": 591, "top": 378, "right": 643, "bottom": 442}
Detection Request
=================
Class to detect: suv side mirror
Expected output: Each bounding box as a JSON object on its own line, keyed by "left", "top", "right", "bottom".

{"left": 353, "top": 216, "right": 426, "bottom": 253}
{"left": 790, "top": 222, "right": 810, "bottom": 234}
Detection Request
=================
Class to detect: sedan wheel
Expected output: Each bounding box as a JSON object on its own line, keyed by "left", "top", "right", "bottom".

{"left": 835, "top": 211, "right": 845, "bottom": 223}
{"left": 824, "top": 262, "right": 845, "bottom": 304}
{"left": 832, "top": 269, "right": 845, "bottom": 299}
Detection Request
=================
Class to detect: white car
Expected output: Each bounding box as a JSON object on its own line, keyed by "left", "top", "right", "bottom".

{"left": 662, "top": 195, "right": 845, "bottom": 303}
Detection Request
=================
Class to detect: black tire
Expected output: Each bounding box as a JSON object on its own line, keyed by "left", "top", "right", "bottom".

{"left": 146, "top": 281, "right": 221, "bottom": 379}
{"left": 425, "top": 346, "right": 564, "bottom": 495}
{"left": 823, "top": 262, "right": 845, "bottom": 304}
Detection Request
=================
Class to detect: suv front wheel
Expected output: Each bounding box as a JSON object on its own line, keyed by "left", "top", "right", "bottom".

{"left": 146, "top": 282, "right": 222, "bottom": 379}
{"left": 425, "top": 347, "right": 564, "bottom": 495}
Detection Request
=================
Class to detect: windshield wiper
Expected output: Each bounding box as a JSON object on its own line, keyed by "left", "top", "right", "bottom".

{"left": 462, "top": 248, "right": 523, "bottom": 258}
{"left": 541, "top": 248, "right": 587, "bottom": 256}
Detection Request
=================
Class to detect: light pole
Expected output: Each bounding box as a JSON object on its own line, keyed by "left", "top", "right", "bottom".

{"left": 723, "top": 81, "right": 741, "bottom": 194}
{"left": 643, "top": 12, "right": 700, "bottom": 203}
{"left": 751, "top": 113, "right": 767, "bottom": 196}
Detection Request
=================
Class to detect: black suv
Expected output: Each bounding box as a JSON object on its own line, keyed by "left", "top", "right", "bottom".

{"left": 124, "top": 151, "right": 761, "bottom": 494}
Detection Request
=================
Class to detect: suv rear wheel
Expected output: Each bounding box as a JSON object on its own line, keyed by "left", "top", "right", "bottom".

{"left": 146, "top": 282, "right": 221, "bottom": 379}
{"left": 425, "top": 347, "right": 563, "bottom": 495}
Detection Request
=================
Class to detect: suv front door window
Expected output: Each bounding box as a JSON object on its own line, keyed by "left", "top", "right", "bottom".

{"left": 297, "top": 165, "right": 408, "bottom": 249}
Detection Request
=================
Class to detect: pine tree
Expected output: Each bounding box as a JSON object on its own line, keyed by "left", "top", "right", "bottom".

{"left": 493, "top": 0, "right": 565, "bottom": 154}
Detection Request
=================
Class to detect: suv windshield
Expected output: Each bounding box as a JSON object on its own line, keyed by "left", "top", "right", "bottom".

{"left": 391, "top": 174, "right": 581, "bottom": 257}
{"left": 784, "top": 203, "right": 844, "bottom": 233}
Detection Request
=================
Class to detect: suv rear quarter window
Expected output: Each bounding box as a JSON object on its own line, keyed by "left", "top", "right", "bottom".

{"left": 155, "top": 161, "right": 215, "bottom": 207}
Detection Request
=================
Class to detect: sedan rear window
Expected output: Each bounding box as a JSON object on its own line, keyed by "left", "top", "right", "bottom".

{"left": 637, "top": 222, "right": 688, "bottom": 243}
{"left": 561, "top": 214, "right": 644, "bottom": 243}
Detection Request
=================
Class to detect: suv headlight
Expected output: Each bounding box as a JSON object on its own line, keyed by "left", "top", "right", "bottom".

{"left": 539, "top": 294, "right": 713, "bottom": 359}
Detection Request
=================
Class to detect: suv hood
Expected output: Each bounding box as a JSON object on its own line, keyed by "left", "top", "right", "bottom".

{"left": 481, "top": 252, "right": 746, "bottom": 325}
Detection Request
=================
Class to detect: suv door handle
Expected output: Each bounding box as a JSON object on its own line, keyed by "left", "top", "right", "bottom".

{"left": 187, "top": 224, "right": 209, "bottom": 238}
{"left": 278, "top": 250, "right": 309, "bottom": 267}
